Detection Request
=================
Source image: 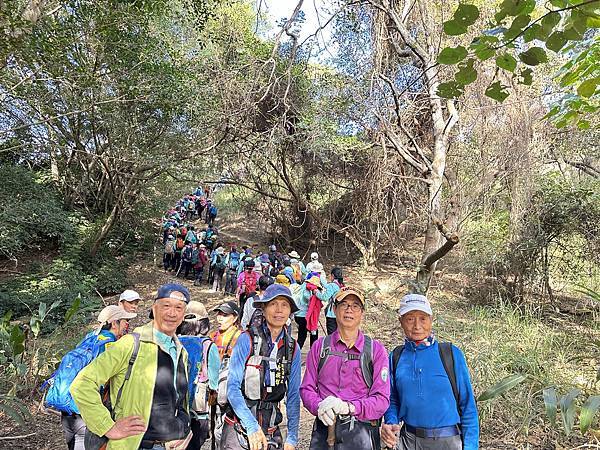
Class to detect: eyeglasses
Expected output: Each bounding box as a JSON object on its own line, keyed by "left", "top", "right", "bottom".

{"left": 335, "top": 301, "right": 363, "bottom": 312}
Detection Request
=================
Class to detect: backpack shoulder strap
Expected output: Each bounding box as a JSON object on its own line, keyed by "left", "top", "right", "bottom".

{"left": 317, "top": 335, "right": 332, "bottom": 374}
{"left": 391, "top": 344, "right": 405, "bottom": 377}
{"left": 360, "top": 335, "right": 374, "bottom": 389}
{"left": 112, "top": 333, "right": 140, "bottom": 417}
{"left": 438, "top": 342, "right": 461, "bottom": 415}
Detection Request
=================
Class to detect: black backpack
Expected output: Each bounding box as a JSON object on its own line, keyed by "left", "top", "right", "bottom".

{"left": 391, "top": 342, "right": 461, "bottom": 415}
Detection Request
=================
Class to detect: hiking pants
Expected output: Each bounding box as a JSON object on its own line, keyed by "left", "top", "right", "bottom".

{"left": 326, "top": 317, "right": 337, "bottom": 335}
{"left": 220, "top": 421, "right": 283, "bottom": 450}
{"left": 309, "top": 418, "right": 380, "bottom": 450}
{"left": 188, "top": 417, "right": 210, "bottom": 450}
{"left": 225, "top": 269, "right": 237, "bottom": 294}
{"left": 213, "top": 267, "right": 225, "bottom": 291}
{"left": 398, "top": 426, "right": 462, "bottom": 450}
{"left": 180, "top": 261, "right": 192, "bottom": 278}
{"left": 61, "top": 413, "right": 86, "bottom": 450}
{"left": 295, "top": 316, "right": 318, "bottom": 350}
{"left": 195, "top": 266, "right": 205, "bottom": 282}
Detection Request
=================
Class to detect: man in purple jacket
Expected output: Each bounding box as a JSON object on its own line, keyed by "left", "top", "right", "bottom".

{"left": 300, "top": 287, "right": 390, "bottom": 450}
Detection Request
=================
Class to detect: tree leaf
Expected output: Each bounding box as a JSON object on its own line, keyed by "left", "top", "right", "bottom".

{"left": 523, "top": 23, "right": 542, "bottom": 42}
{"left": 64, "top": 295, "right": 81, "bottom": 323}
{"left": 454, "top": 4, "right": 480, "bottom": 27}
{"left": 501, "top": 0, "right": 536, "bottom": 16}
{"left": 496, "top": 53, "right": 517, "bottom": 72}
{"left": 560, "top": 388, "right": 581, "bottom": 436}
{"left": 437, "top": 46, "right": 468, "bottom": 65}
{"left": 549, "top": 0, "right": 567, "bottom": 7}
{"left": 577, "top": 78, "right": 598, "bottom": 98}
{"left": 437, "top": 81, "right": 464, "bottom": 99}
{"left": 580, "top": 396, "right": 600, "bottom": 434}
{"left": 519, "top": 47, "right": 548, "bottom": 66}
{"left": 478, "top": 373, "right": 527, "bottom": 401}
{"left": 577, "top": 119, "right": 591, "bottom": 130}
{"left": 546, "top": 31, "right": 567, "bottom": 52}
{"left": 0, "top": 401, "right": 27, "bottom": 427}
{"left": 541, "top": 12, "right": 561, "bottom": 37}
{"left": 443, "top": 20, "right": 468, "bottom": 36}
{"left": 563, "top": 26, "right": 584, "bottom": 41}
{"left": 520, "top": 68, "right": 533, "bottom": 85}
{"left": 543, "top": 387, "right": 558, "bottom": 427}
{"left": 455, "top": 58, "right": 477, "bottom": 85}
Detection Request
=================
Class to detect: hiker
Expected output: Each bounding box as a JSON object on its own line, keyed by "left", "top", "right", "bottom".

{"left": 212, "top": 246, "right": 227, "bottom": 292}
{"left": 317, "top": 267, "right": 344, "bottom": 335}
{"left": 280, "top": 256, "right": 296, "bottom": 285}
{"left": 288, "top": 251, "right": 305, "bottom": 283}
{"left": 207, "top": 202, "right": 218, "bottom": 225}
{"left": 257, "top": 252, "right": 273, "bottom": 277}
{"left": 178, "top": 301, "right": 221, "bottom": 450}
{"left": 194, "top": 243, "right": 209, "bottom": 286}
{"left": 293, "top": 275, "right": 324, "bottom": 350}
{"left": 204, "top": 224, "right": 217, "bottom": 251}
{"left": 185, "top": 225, "right": 198, "bottom": 245}
{"left": 237, "top": 259, "right": 260, "bottom": 314}
{"left": 163, "top": 234, "right": 177, "bottom": 272}
{"left": 300, "top": 287, "right": 390, "bottom": 450}
{"left": 210, "top": 301, "right": 243, "bottom": 360}
{"left": 381, "top": 294, "right": 479, "bottom": 450}
{"left": 305, "top": 252, "right": 321, "bottom": 274}
{"left": 224, "top": 245, "right": 241, "bottom": 295}
{"left": 240, "top": 275, "right": 274, "bottom": 330}
{"left": 71, "top": 283, "right": 193, "bottom": 450}
{"left": 174, "top": 233, "right": 185, "bottom": 273}
{"left": 118, "top": 289, "right": 142, "bottom": 313}
{"left": 222, "top": 284, "right": 301, "bottom": 450}
{"left": 44, "top": 305, "right": 136, "bottom": 450}
{"left": 268, "top": 244, "right": 282, "bottom": 270}
{"left": 179, "top": 241, "right": 195, "bottom": 279}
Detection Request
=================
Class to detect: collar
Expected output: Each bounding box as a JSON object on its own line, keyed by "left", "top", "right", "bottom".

{"left": 332, "top": 329, "right": 364, "bottom": 352}
{"left": 405, "top": 331, "right": 436, "bottom": 350}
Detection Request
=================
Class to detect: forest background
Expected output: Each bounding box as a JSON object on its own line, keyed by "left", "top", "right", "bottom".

{"left": 0, "top": 0, "right": 599, "bottom": 448}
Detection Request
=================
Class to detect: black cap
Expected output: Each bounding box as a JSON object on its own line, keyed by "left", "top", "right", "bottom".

{"left": 213, "top": 301, "right": 240, "bottom": 316}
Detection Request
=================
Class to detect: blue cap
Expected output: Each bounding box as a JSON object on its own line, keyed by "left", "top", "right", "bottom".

{"left": 155, "top": 283, "right": 190, "bottom": 304}
{"left": 253, "top": 284, "right": 299, "bottom": 313}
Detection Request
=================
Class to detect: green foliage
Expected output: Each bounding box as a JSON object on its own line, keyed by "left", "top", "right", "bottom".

{"left": 0, "top": 165, "right": 74, "bottom": 260}
{"left": 544, "top": 387, "right": 558, "bottom": 427}
{"left": 478, "top": 373, "right": 528, "bottom": 401}
{"left": 580, "top": 395, "right": 600, "bottom": 434}
{"left": 438, "top": 1, "right": 600, "bottom": 126}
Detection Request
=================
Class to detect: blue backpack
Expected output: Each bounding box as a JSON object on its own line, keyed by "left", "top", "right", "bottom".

{"left": 43, "top": 330, "right": 115, "bottom": 414}
{"left": 209, "top": 205, "right": 218, "bottom": 216}
{"left": 228, "top": 251, "right": 240, "bottom": 270}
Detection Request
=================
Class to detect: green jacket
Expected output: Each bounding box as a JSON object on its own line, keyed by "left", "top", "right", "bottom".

{"left": 71, "top": 322, "right": 189, "bottom": 450}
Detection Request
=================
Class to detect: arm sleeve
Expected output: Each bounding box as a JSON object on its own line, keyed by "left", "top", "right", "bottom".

{"left": 299, "top": 338, "right": 323, "bottom": 417}
{"left": 70, "top": 335, "right": 132, "bottom": 437}
{"left": 384, "top": 350, "right": 400, "bottom": 424}
{"left": 207, "top": 344, "right": 220, "bottom": 390}
{"left": 453, "top": 346, "right": 479, "bottom": 450}
{"left": 349, "top": 342, "right": 391, "bottom": 422}
{"left": 225, "top": 333, "right": 260, "bottom": 434}
{"left": 284, "top": 344, "right": 302, "bottom": 446}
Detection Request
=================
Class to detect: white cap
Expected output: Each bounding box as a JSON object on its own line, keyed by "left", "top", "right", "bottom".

{"left": 119, "top": 289, "right": 141, "bottom": 303}
{"left": 398, "top": 294, "right": 433, "bottom": 316}
{"left": 311, "top": 262, "right": 324, "bottom": 273}
{"left": 310, "top": 252, "right": 319, "bottom": 260}
{"left": 97, "top": 305, "right": 137, "bottom": 324}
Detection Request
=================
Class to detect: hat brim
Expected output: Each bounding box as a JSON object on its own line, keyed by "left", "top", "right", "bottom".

{"left": 254, "top": 294, "right": 299, "bottom": 314}
{"left": 119, "top": 297, "right": 141, "bottom": 303}
{"left": 212, "top": 306, "right": 238, "bottom": 316}
{"left": 335, "top": 290, "right": 365, "bottom": 306}
{"left": 399, "top": 305, "right": 433, "bottom": 316}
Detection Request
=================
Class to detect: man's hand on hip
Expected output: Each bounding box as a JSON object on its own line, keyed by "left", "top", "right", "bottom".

{"left": 105, "top": 415, "right": 146, "bottom": 440}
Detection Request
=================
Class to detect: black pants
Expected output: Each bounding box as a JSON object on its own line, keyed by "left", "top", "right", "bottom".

{"left": 326, "top": 317, "right": 337, "bottom": 335}
{"left": 188, "top": 418, "right": 210, "bottom": 450}
{"left": 295, "top": 316, "right": 318, "bottom": 350}
{"left": 163, "top": 253, "right": 175, "bottom": 271}
{"left": 309, "top": 418, "right": 380, "bottom": 450}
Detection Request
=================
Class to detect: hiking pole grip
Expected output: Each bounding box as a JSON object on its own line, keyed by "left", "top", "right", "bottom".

{"left": 327, "top": 419, "right": 336, "bottom": 449}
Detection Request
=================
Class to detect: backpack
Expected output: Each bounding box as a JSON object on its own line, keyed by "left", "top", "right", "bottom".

{"left": 242, "top": 326, "right": 296, "bottom": 401}
{"left": 215, "top": 254, "right": 226, "bottom": 270}
{"left": 181, "top": 336, "right": 214, "bottom": 414}
{"left": 391, "top": 342, "right": 461, "bottom": 415}
{"left": 176, "top": 237, "right": 185, "bottom": 250}
{"left": 191, "top": 248, "right": 200, "bottom": 265}
{"left": 228, "top": 252, "right": 240, "bottom": 270}
{"left": 318, "top": 334, "right": 374, "bottom": 388}
{"left": 243, "top": 271, "right": 258, "bottom": 296}
{"left": 183, "top": 246, "right": 194, "bottom": 262}
{"left": 209, "top": 205, "right": 218, "bottom": 216}
{"left": 165, "top": 240, "right": 176, "bottom": 255}
{"left": 291, "top": 263, "right": 302, "bottom": 283}
{"left": 43, "top": 331, "right": 117, "bottom": 414}
{"left": 216, "top": 332, "right": 241, "bottom": 407}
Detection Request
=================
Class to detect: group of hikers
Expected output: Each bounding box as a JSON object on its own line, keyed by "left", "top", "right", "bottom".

{"left": 42, "top": 186, "right": 480, "bottom": 450}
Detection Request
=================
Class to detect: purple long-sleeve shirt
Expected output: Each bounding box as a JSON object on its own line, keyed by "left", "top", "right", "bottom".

{"left": 300, "top": 330, "right": 390, "bottom": 422}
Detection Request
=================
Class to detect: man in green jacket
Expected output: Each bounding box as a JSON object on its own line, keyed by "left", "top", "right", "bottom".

{"left": 71, "top": 283, "right": 193, "bottom": 450}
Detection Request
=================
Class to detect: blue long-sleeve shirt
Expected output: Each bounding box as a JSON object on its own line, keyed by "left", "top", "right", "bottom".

{"left": 384, "top": 340, "right": 479, "bottom": 449}
{"left": 316, "top": 281, "right": 341, "bottom": 319}
{"left": 226, "top": 331, "right": 301, "bottom": 446}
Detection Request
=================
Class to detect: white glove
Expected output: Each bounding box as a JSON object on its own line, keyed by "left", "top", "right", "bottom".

{"left": 317, "top": 396, "right": 352, "bottom": 426}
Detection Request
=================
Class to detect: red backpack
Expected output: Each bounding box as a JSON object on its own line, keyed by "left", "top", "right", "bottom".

{"left": 244, "top": 272, "right": 258, "bottom": 295}
{"left": 176, "top": 237, "right": 185, "bottom": 250}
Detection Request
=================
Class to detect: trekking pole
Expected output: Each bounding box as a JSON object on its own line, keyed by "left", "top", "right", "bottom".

{"left": 327, "top": 418, "right": 336, "bottom": 449}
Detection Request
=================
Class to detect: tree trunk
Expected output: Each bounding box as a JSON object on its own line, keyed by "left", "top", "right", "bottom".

{"left": 90, "top": 201, "right": 120, "bottom": 257}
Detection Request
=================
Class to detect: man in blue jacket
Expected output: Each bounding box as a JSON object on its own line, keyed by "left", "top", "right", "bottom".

{"left": 381, "top": 294, "right": 479, "bottom": 450}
